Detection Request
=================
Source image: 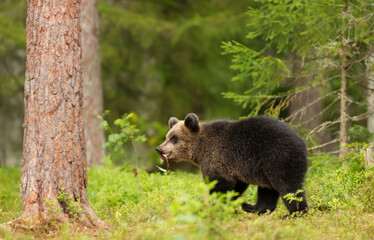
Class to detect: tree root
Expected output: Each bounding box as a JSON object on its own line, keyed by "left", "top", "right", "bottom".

{"left": 2, "top": 204, "right": 109, "bottom": 234}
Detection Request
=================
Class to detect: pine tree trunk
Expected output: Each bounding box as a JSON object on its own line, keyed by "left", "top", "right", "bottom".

{"left": 16, "top": 0, "right": 106, "bottom": 228}
{"left": 289, "top": 54, "right": 333, "bottom": 152}
{"left": 339, "top": 48, "right": 348, "bottom": 158}
{"left": 367, "top": 46, "right": 374, "bottom": 132}
{"left": 339, "top": 1, "right": 349, "bottom": 158}
{"left": 81, "top": 0, "right": 105, "bottom": 166}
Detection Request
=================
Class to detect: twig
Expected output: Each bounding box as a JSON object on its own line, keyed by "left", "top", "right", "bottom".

{"left": 312, "top": 149, "right": 340, "bottom": 156}
{"left": 308, "top": 119, "right": 341, "bottom": 135}
{"left": 350, "top": 106, "right": 374, "bottom": 122}
{"left": 308, "top": 139, "right": 340, "bottom": 151}
{"left": 286, "top": 90, "right": 339, "bottom": 122}
{"left": 131, "top": 139, "right": 143, "bottom": 198}
{"left": 302, "top": 97, "right": 340, "bottom": 125}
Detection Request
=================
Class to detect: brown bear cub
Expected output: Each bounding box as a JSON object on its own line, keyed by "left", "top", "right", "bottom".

{"left": 156, "top": 113, "right": 308, "bottom": 216}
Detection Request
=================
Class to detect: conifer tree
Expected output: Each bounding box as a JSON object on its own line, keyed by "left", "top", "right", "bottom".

{"left": 16, "top": 0, "right": 106, "bottom": 228}
{"left": 223, "top": 0, "right": 374, "bottom": 157}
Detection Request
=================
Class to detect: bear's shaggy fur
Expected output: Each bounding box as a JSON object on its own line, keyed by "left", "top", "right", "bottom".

{"left": 156, "top": 113, "right": 308, "bottom": 215}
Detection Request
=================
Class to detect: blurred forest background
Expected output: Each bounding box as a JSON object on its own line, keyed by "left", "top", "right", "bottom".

{"left": 1, "top": 0, "right": 374, "bottom": 169}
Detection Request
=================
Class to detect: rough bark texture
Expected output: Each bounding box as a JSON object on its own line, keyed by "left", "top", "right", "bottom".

{"left": 81, "top": 0, "right": 105, "bottom": 166}
{"left": 19, "top": 0, "right": 106, "bottom": 228}
{"left": 339, "top": 48, "right": 348, "bottom": 158}
{"left": 364, "top": 148, "right": 374, "bottom": 168}
{"left": 339, "top": 1, "right": 349, "bottom": 158}
{"left": 367, "top": 46, "right": 374, "bottom": 132}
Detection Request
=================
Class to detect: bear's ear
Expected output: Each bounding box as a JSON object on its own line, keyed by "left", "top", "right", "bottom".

{"left": 184, "top": 113, "right": 200, "bottom": 133}
{"left": 168, "top": 117, "right": 179, "bottom": 129}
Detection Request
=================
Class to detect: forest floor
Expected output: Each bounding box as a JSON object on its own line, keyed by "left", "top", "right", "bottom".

{"left": 1, "top": 153, "right": 374, "bottom": 240}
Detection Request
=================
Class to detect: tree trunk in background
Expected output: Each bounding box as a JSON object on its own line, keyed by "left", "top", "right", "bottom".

{"left": 289, "top": 55, "right": 332, "bottom": 153}
{"left": 290, "top": 80, "right": 331, "bottom": 149}
{"left": 367, "top": 46, "right": 374, "bottom": 132}
{"left": 18, "top": 0, "right": 106, "bottom": 228}
{"left": 81, "top": 0, "right": 105, "bottom": 166}
{"left": 339, "top": 48, "right": 348, "bottom": 158}
{"left": 339, "top": 1, "right": 349, "bottom": 158}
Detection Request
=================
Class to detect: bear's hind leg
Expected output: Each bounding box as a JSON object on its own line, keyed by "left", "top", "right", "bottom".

{"left": 242, "top": 187, "right": 279, "bottom": 214}
{"left": 233, "top": 181, "right": 249, "bottom": 200}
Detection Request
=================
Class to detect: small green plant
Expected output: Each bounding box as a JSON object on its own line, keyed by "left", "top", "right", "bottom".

{"left": 98, "top": 111, "right": 147, "bottom": 156}
{"left": 283, "top": 189, "right": 304, "bottom": 204}
{"left": 44, "top": 199, "right": 64, "bottom": 230}
{"left": 283, "top": 189, "right": 304, "bottom": 215}
{"left": 99, "top": 111, "right": 148, "bottom": 197}
{"left": 168, "top": 180, "right": 243, "bottom": 239}
{"left": 57, "top": 188, "right": 83, "bottom": 222}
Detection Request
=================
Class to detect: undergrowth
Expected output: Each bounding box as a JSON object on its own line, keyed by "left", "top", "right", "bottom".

{"left": 1, "top": 151, "right": 374, "bottom": 239}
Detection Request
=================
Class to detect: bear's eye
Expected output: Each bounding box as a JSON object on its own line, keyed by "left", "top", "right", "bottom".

{"left": 170, "top": 136, "right": 178, "bottom": 144}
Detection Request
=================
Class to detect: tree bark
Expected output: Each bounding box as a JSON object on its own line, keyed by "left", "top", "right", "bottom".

{"left": 366, "top": 45, "right": 374, "bottom": 132}
{"left": 17, "top": 0, "right": 106, "bottom": 228}
{"left": 81, "top": 0, "right": 105, "bottom": 166}
{"left": 339, "top": 1, "right": 349, "bottom": 158}
{"left": 339, "top": 47, "right": 348, "bottom": 158}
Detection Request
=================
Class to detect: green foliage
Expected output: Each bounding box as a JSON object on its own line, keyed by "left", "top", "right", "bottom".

{"left": 307, "top": 148, "right": 374, "bottom": 213}
{"left": 99, "top": 111, "right": 149, "bottom": 196}
{"left": 2, "top": 151, "right": 374, "bottom": 239}
{"left": 0, "top": 167, "right": 21, "bottom": 223}
{"left": 283, "top": 189, "right": 304, "bottom": 204}
{"left": 223, "top": 0, "right": 374, "bottom": 126}
{"left": 1, "top": 0, "right": 253, "bottom": 166}
{"left": 100, "top": 111, "right": 147, "bottom": 152}
{"left": 57, "top": 189, "right": 83, "bottom": 222}
{"left": 221, "top": 41, "right": 290, "bottom": 117}
{"left": 0, "top": 0, "right": 27, "bottom": 167}
{"left": 44, "top": 199, "right": 64, "bottom": 230}
{"left": 0, "top": 0, "right": 26, "bottom": 96}
{"left": 348, "top": 125, "right": 374, "bottom": 143}
{"left": 99, "top": 111, "right": 147, "bottom": 164}
{"left": 98, "top": 0, "right": 251, "bottom": 123}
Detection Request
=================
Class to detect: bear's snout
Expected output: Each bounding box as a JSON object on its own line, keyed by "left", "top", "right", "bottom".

{"left": 155, "top": 146, "right": 162, "bottom": 154}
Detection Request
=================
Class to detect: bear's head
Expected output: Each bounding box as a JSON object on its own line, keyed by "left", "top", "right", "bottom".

{"left": 155, "top": 113, "right": 200, "bottom": 165}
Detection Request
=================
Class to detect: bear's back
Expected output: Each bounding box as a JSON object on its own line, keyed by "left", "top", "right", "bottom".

{"left": 230, "top": 116, "right": 305, "bottom": 150}
{"left": 202, "top": 116, "right": 307, "bottom": 174}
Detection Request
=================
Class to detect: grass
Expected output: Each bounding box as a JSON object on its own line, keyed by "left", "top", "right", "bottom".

{"left": 1, "top": 152, "right": 374, "bottom": 239}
